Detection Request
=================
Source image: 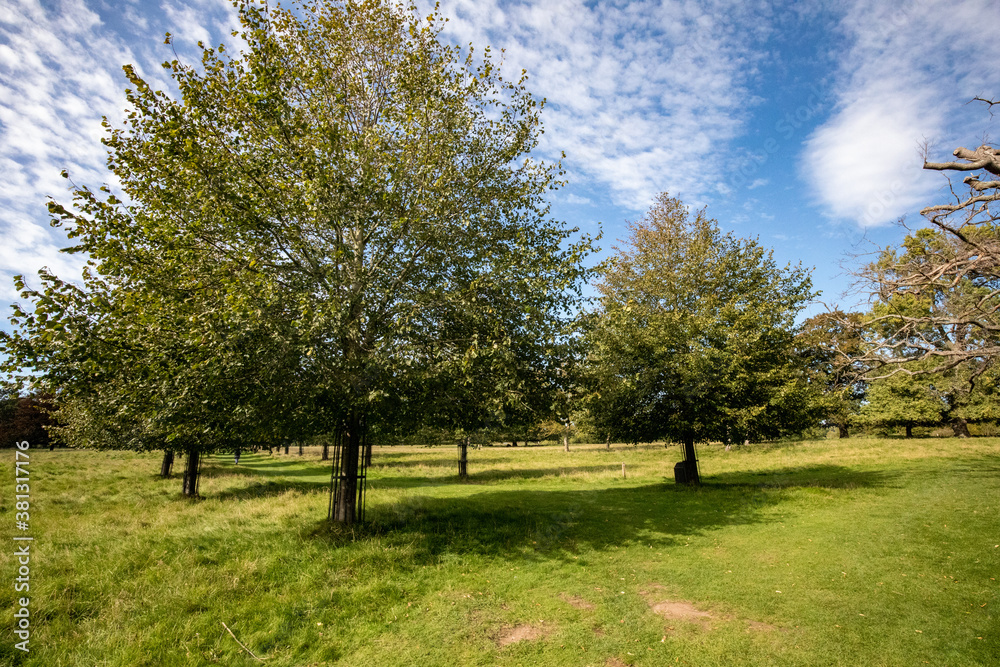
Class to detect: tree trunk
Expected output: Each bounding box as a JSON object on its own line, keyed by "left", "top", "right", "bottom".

{"left": 331, "top": 417, "right": 362, "bottom": 524}
{"left": 562, "top": 425, "right": 570, "bottom": 452}
{"left": 458, "top": 437, "right": 468, "bottom": 478}
{"left": 160, "top": 450, "right": 174, "bottom": 478}
{"left": 364, "top": 439, "right": 373, "bottom": 467}
{"left": 182, "top": 449, "right": 200, "bottom": 497}
{"left": 298, "top": 441, "right": 304, "bottom": 456}
{"left": 905, "top": 423, "right": 913, "bottom": 439}
{"left": 838, "top": 423, "right": 849, "bottom": 439}
{"left": 681, "top": 435, "right": 700, "bottom": 485}
{"left": 605, "top": 434, "right": 611, "bottom": 450}
{"left": 284, "top": 441, "right": 290, "bottom": 455}
{"left": 321, "top": 442, "right": 329, "bottom": 461}
{"left": 951, "top": 418, "right": 970, "bottom": 438}
{"left": 511, "top": 440, "right": 518, "bottom": 447}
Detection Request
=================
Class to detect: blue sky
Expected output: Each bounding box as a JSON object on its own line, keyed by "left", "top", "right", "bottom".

{"left": 2, "top": 0, "right": 999, "bottom": 319}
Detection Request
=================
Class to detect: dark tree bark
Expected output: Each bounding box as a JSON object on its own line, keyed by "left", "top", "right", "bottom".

{"left": 364, "top": 439, "right": 372, "bottom": 467}
{"left": 284, "top": 441, "right": 290, "bottom": 455}
{"left": 331, "top": 416, "right": 362, "bottom": 524}
{"left": 511, "top": 440, "right": 518, "bottom": 447}
{"left": 905, "top": 423, "right": 913, "bottom": 439}
{"left": 321, "top": 441, "right": 329, "bottom": 461}
{"left": 838, "top": 424, "right": 849, "bottom": 439}
{"left": 681, "top": 435, "right": 700, "bottom": 485}
{"left": 298, "top": 441, "right": 304, "bottom": 456}
{"left": 160, "top": 450, "right": 174, "bottom": 477}
{"left": 458, "top": 437, "right": 468, "bottom": 478}
{"left": 951, "top": 418, "right": 971, "bottom": 438}
{"left": 182, "top": 449, "right": 200, "bottom": 497}
{"left": 605, "top": 434, "right": 611, "bottom": 449}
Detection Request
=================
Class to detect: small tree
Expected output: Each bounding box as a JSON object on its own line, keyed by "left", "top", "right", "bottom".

{"left": 857, "top": 370, "right": 943, "bottom": 437}
{"left": 585, "top": 194, "right": 815, "bottom": 483}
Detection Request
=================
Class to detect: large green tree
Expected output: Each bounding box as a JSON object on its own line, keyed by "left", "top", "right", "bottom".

{"left": 2, "top": 0, "right": 592, "bottom": 516}
{"left": 585, "top": 194, "right": 815, "bottom": 483}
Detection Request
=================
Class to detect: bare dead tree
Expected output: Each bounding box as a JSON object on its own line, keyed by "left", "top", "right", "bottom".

{"left": 850, "top": 96, "right": 1000, "bottom": 384}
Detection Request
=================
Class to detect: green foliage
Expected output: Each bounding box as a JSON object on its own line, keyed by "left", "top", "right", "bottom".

{"left": 797, "top": 311, "right": 866, "bottom": 436}
{"left": 1, "top": 1, "right": 593, "bottom": 473}
{"left": 584, "top": 194, "right": 816, "bottom": 445}
{"left": 857, "top": 370, "right": 943, "bottom": 431}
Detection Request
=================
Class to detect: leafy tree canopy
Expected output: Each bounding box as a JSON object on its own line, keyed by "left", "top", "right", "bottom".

{"left": 585, "top": 194, "right": 816, "bottom": 457}
{"left": 2, "top": 0, "right": 594, "bottom": 508}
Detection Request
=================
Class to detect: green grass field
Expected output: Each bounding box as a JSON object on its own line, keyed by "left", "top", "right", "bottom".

{"left": 1, "top": 437, "right": 998, "bottom": 666}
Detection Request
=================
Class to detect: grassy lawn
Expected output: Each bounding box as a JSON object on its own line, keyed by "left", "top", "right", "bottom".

{"left": 1, "top": 437, "right": 998, "bottom": 666}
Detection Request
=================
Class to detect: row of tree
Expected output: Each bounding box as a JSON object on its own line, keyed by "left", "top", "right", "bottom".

{"left": 2, "top": 1, "right": 592, "bottom": 519}
{"left": 2, "top": 0, "right": 997, "bottom": 518}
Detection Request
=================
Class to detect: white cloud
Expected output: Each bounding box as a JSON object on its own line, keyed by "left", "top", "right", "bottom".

{"left": 562, "top": 193, "right": 593, "bottom": 206}
{"left": 0, "top": 0, "right": 240, "bottom": 305}
{"left": 434, "top": 0, "right": 774, "bottom": 211}
{"left": 801, "top": 0, "right": 1000, "bottom": 227}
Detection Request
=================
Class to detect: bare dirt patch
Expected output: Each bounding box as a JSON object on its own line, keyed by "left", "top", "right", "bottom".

{"left": 605, "top": 658, "right": 629, "bottom": 667}
{"left": 650, "top": 600, "right": 714, "bottom": 630}
{"left": 641, "top": 585, "right": 783, "bottom": 633}
{"left": 497, "top": 624, "right": 546, "bottom": 647}
{"left": 559, "top": 593, "right": 595, "bottom": 610}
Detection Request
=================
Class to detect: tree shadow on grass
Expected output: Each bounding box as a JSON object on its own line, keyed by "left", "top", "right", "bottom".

{"left": 373, "top": 452, "right": 511, "bottom": 469}
{"left": 200, "top": 454, "right": 333, "bottom": 480}
{"left": 304, "top": 463, "right": 897, "bottom": 563}
{"left": 370, "top": 464, "right": 621, "bottom": 489}
{"left": 701, "top": 464, "right": 900, "bottom": 490}
{"left": 213, "top": 478, "right": 330, "bottom": 501}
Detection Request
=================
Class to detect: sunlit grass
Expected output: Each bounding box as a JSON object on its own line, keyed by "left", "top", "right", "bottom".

{"left": 1, "top": 436, "right": 997, "bottom": 665}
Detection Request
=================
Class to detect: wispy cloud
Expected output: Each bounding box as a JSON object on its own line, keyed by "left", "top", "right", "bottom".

{"left": 435, "top": 0, "right": 775, "bottom": 211}
{"left": 801, "top": 0, "right": 1000, "bottom": 228}
{"left": 0, "top": 0, "right": 239, "bottom": 304}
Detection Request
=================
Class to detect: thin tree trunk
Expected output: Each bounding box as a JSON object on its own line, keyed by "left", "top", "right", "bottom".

{"left": 458, "top": 437, "right": 468, "bottom": 478}
{"left": 182, "top": 449, "right": 200, "bottom": 497}
{"left": 284, "top": 441, "right": 290, "bottom": 455}
{"left": 160, "top": 450, "right": 174, "bottom": 478}
{"left": 298, "top": 441, "right": 304, "bottom": 456}
{"left": 605, "top": 434, "right": 611, "bottom": 450}
{"left": 321, "top": 441, "right": 329, "bottom": 461}
{"left": 562, "top": 424, "right": 570, "bottom": 452}
{"left": 905, "top": 423, "right": 913, "bottom": 439}
{"left": 838, "top": 423, "right": 849, "bottom": 439}
{"left": 682, "top": 435, "right": 700, "bottom": 485}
